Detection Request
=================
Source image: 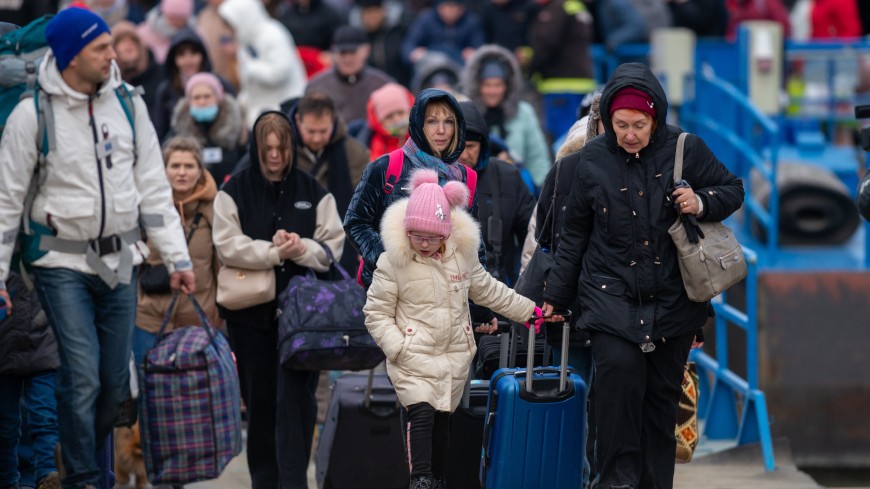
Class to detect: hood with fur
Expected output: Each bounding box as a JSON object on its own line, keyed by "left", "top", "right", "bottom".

{"left": 171, "top": 94, "right": 244, "bottom": 149}
{"left": 461, "top": 44, "right": 524, "bottom": 120}
{"left": 379, "top": 197, "right": 480, "bottom": 267}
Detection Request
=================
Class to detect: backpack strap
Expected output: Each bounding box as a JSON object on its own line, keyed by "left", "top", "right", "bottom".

{"left": 464, "top": 164, "right": 477, "bottom": 208}
{"left": 21, "top": 86, "right": 52, "bottom": 235}
{"left": 383, "top": 148, "right": 404, "bottom": 195}
{"left": 114, "top": 84, "right": 140, "bottom": 166}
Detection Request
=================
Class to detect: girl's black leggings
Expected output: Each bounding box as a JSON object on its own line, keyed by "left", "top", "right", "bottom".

{"left": 403, "top": 402, "right": 451, "bottom": 479}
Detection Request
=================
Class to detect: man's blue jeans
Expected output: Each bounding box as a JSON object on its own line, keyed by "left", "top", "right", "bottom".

{"left": 0, "top": 371, "right": 59, "bottom": 487}
{"left": 552, "top": 344, "right": 594, "bottom": 489}
{"left": 32, "top": 267, "right": 136, "bottom": 489}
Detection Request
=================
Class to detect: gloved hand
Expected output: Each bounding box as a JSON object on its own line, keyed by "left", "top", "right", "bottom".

{"left": 679, "top": 213, "right": 705, "bottom": 244}
{"left": 524, "top": 306, "right": 544, "bottom": 334}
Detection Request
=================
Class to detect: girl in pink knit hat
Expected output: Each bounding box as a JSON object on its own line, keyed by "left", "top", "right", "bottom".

{"left": 363, "top": 168, "right": 542, "bottom": 489}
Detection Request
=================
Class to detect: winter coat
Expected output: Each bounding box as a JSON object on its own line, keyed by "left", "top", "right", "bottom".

{"left": 479, "top": 0, "right": 535, "bottom": 52}
{"left": 725, "top": 0, "right": 791, "bottom": 39}
{"left": 278, "top": 0, "right": 345, "bottom": 51}
{"left": 667, "top": 0, "right": 728, "bottom": 37}
{"left": 528, "top": 0, "right": 596, "bottom": 85}
{"left": 0, "top": 273, "right": 58, "bottom": 376}
{"left": 597, "top": 0, "right": 650, "bottom": 50}
{"left": 213, "top": 111, "right": 346, "bottom": 327}
{"left": 154, "top": 27, "right": 236, "bottom": 141}
{"left": 401, "top": 8, "right": 485, "bottom": 66}
{"left": 462, "top": 45, "right": 552, "bottom": 187}
{"left": 0, "top": 52, "right": 190, "bottom": 284}
{"left": 364, "top": 198, "right": 535, "bottom": 412}
{"left": 349, "top": 0, "right": 414, "bottom": 87}
{"left": 218, "top": 0, "right": 308, "bottom": 128}
{"left": 542, "top": 63, "right": 744, "bottom": 344}
{"left": 810, "top": 0, "right": 862, "bottom": 38}
{"left": 137, "top": 172, "right": 222, "bottom": 333}
{"left": 169, "top": 94, "right": 246, "bottom": 185}
{"left": 463, "top": 100, "right": 535, "bottom": 285}
{"left": 306, "top": 67, "right": 394, "bottom": 126}
{"left": 344, "top": 89, "right": 489, "bottom": 290}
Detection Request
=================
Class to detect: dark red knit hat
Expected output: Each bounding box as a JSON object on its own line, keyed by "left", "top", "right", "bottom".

{"left": 609, "top": 87, "right": 656, "bottom": 119}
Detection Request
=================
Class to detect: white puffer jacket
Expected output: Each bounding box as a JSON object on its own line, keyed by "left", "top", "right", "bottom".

{"left": 218, "top": 0, "right": 307, "bottom": 128}
{"left": 0, "top": 51, "right": 189, "bottom": 282}
{"left": 364, "top": 198, "right": 536, "bottom": 413}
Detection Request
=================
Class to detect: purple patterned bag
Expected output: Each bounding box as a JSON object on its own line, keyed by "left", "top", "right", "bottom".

{"left": 277, "top": 244, "right": 384, "bottom": 371}
{"left": 140, "top": 293, "right": 242, "bottom": 485}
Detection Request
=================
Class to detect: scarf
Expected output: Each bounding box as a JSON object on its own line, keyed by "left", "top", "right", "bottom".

{"left": 402, "top": 137, "right": 462, "bottom": 184}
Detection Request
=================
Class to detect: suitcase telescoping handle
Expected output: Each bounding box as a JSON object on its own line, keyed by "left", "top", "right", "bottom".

{"left": 525, "top": 310, "right": 572, "bottom": 393}
{"left": 461, "top": 321, "right": 512, "bottom": 408}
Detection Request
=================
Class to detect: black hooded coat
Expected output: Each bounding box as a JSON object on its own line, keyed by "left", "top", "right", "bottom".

{"left": 542, "top": 63, "right": 744, "bottom": 343}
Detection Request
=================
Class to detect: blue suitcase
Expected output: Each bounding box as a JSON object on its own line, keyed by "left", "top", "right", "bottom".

{"left": 480, "top": 316, "right": 586, "bottom": 489}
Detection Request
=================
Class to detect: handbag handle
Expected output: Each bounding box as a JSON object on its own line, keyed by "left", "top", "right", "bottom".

{"left": 538, "top": 158, "right": 562, "bottom": 248}
{"left": 672, "top": 132, "right": 688, "bottom": 183}
{"left": 156, "top": 291, "right": 216, "bottom": 342}
{"left": 315, "top": 242, "right": 352, "bottom": 281}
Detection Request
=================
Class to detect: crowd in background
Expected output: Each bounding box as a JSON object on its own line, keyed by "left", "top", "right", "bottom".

{"left": 0, "top": 0, "right": 867, "bottom": 488}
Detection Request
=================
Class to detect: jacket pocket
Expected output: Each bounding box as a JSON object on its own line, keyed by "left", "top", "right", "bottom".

{"left": 43, "top": 195, "right": 95, "bottom": 238}
{"left": 396, "top": 322, "right": 419, "bottom": 364}
{"left": 591, "top": 274, "right": 626, "bottom": 297}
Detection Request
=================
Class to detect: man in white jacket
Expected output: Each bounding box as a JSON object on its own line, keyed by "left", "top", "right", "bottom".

{"left": 0, "top": 9, "right": 194, "bottom": 488}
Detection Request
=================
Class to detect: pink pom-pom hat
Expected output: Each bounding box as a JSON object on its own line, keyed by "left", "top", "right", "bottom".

{"left": 404, "top": 169, "right": 469, "bottom": 237}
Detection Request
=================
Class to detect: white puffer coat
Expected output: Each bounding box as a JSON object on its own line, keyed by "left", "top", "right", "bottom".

{"left": 364, "top": 198, "right": 536, "bottom": 412}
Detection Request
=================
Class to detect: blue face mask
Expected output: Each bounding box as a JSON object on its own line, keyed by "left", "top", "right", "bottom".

{"left": 190, "top": 104, "right": 219, "bottom": 123}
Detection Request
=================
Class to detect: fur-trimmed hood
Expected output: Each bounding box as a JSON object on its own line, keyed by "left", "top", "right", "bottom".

{"left": 379, "top": 197, "right": 480, "bottom": 267}
{"left": 170, "top": 94, "right": 244, "bottom": 149}
{"left": 461, "top": 44, "right": 524, "bottom": 120}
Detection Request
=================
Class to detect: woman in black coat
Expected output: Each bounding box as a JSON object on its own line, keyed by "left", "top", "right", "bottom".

{"left": 541, "top": 63, "right": 744, "bottom": 489}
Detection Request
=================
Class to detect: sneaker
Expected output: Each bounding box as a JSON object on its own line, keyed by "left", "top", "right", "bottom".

{"left": 36, "top": 473, "right": 59, "bottom": 489}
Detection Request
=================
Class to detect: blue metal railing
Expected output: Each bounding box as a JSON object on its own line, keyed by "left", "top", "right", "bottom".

{"left": 690, "top": 248, "right": 776, "bottom": 471}
{"left": 680, "top": 66, "right": 781, "bottom": 255}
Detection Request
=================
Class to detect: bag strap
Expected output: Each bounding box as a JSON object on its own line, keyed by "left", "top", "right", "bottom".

{"left": 538, "top": 158, "right": 562, "bottom": 248}
{"left": 316, "top": 241, "right": 352, "bottom": 281}
{"left": 464, "top": 164, "right": 477, "bottom": 207}
{"left": 114, "top": 84, "right": 140, "bottom": 166}
{"left": 186, "top": 212, "right": 203, "bottom": 243}
{"left": 673, "top": 132, "right": 689, "bottom": 183}
{"left": 156, "top": 291, "right": 216, "bottom": 341}
{"left": 383, "top": 148, "right": 404, "bottom": 195}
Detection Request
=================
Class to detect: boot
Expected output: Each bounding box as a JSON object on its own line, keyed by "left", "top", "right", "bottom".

{"left": 409, "top": 475, "right": 434, "bottom": 489}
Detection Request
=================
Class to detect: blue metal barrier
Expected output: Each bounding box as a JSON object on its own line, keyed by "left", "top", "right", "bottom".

{"left": 680, "top": 66, "right": 781, "bottom": 254}
{"left": 690, "top": 247, "right": 776, "bottom": 471}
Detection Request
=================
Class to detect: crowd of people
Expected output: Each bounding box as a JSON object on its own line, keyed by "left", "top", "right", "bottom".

{"left": 0, "top": 0, "right": 865, "bottom": 489}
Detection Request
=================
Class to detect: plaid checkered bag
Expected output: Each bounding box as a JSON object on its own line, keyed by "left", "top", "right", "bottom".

{"left": 140, "top": 293, "right": 242, "bottom": 484}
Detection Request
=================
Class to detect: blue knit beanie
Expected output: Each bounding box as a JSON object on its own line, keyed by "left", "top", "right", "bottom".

{"left": 46, "top": 8, "right": 111, "bottom": 72}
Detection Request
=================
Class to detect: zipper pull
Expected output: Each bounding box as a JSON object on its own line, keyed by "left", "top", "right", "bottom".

{"left": 635, "top": 152, "right": 640, "bottom": 159}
